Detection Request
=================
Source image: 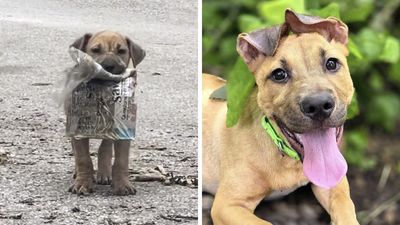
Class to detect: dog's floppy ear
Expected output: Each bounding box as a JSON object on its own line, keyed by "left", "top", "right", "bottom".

{"left": 285, "top": 9, "right": 348, "bottom": 45}
{"left": 70, "top": 33, "right": 92, "bottom": 52}
{"left": 126, "top": 38, "right": 146, "bottom": 67}
{"left": 237, "top": 25, "right": 288, "bottom": 72}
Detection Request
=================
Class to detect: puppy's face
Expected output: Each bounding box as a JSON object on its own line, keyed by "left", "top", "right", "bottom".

{"left": 238, "top": 10, "right": 354, "bottom": 134}
{"left": 255, "top": 33, "right": 354, "bottom": 133}
{"left": 71, "top": 31, "right": 146, "bottom": 74}
{"left": 85, "top": 31, "right": 130, "bottom": 74}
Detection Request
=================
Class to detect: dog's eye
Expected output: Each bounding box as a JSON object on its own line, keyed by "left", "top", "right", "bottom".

{"left": 326, "top": 58, "right": 340, "bottom": 72}
{"left": 91, "top": 48, "right": 101, "bottom": 54}
{"left": 270, "top": 69, "right": 289, "bottom": 83}
{"left": 118, "top": 49, "right": 127, "bottom": 54}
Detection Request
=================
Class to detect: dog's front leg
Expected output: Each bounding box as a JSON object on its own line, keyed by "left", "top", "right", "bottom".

{"left": 312, "top": 176, "right": 359, "bottom": 225}
{"left": 69, "top": 138, "right": 95, "bottom": 195}
{"left": 111, "top": 140, "right": 136, "bottom": 195}
{"left": 97, "top": 139, "right": 113, "bottom": 184}
{"left": 211, "top": 171, "right": 272, "bottom": 225}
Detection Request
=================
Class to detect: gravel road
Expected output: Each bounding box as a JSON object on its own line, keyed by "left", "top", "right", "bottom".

{"left": 0, "top": 1, "right": 198, "bottom": 224}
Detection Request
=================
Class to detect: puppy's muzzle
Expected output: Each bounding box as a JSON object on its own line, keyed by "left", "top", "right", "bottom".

{"left": 99, "top": 56, "right": 126, "bottom": 74}
{"left": 300, "top": 92, "right": 335, "bottom": 121}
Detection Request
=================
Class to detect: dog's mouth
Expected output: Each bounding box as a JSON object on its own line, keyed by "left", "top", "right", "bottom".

{"left": 101, "top": 65, "right": 126, "bottom": 74}
{"left": 97, "top": 57, "right": 127, "bottom": 75}
{"left": 274, "top": 117, "right": 347, "bottom": 189}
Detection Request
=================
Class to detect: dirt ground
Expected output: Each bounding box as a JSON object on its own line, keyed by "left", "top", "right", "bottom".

{"left": 0, "top": 0, "right": 198, "bottom": 224}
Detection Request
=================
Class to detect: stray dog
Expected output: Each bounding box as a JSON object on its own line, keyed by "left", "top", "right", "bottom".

{"left": 203, "top": 10, "right": 359, "bottom": 224}
{"left": 67, "top": 31, "right": 145, "bottom": 195}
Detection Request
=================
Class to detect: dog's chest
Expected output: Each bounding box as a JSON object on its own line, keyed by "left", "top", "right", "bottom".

{"left": 265, "top": 181, "right": 309, "bottom": 200}
{"left": 263, "top": 156, "right": 309, "bottom": 200}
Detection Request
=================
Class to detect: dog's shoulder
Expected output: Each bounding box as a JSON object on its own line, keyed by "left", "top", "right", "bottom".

{"left": 203, "top": 73, "right": 225, "bottom": 89}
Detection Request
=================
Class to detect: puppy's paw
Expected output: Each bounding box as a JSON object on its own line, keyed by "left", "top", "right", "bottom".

{"left": 96, "top": 170, "right": 112, "bottom": 185}
{"left": 111, "top": 178, "right": 136, "bottom": 196}
{"left": 68, "top": 176, "right": 95, "bottom": 195}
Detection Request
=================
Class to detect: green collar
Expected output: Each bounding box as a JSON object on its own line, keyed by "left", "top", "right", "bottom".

{"left": 261, "top": 116, "right": 301, "bottom": 161}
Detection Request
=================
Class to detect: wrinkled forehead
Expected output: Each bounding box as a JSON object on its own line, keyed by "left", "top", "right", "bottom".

{"left": 88, "top": 31, "right": 127, "bottom": 47}
{"left": 277, "top": 33, "right": 328, "bottom": 56}
{"left": 261, "top": 33, "right": 347, "bottom": 70}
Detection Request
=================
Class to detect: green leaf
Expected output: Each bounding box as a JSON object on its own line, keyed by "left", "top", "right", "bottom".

{"left": 304, "top": 0, "right": 320, "bottom": 10}
{"left": 344, "top": 129, "right": 376, "bottom": 171}
{"left": 231, "top": 0, "right": 258, "bottom": 8}
{"left": 202, "top": 3, "right": 224, "bottom": 31}
{"left": 258, "top": 0, "right": 305, "bottom": 25}
{"left": 345, "top": 129, "right": 369, "bottom": 152}
{"left": 219, "top": 37, "right": 237, "bottom": 62}
{"left": 226, "top": 58, "right": 255, "bottom": 127}
{"left": 366, "top": 93, "right": 400, "bottom": 132}
{"left": 238, "top": 14, "right": 265, "bottom": 32}
{"left": 347, "top": 93, "right": 359, "bottom": 120}
{"left": 308, "top": 2, "right": 340, "bottom": 19}
{"left": 348, "top": 37, "right": 363, "bottom": 60}
{"left": 340, "top": 0, "right": 373, "bottom": 23}
{"left": 378, "top": 36, "right": 400, "bottom": 63}
{"left": 355, "top": 28, "right": 386, "bottom": 61}
{"left": 368, "top": 71, "right": 384, "bottom": 91}
{"left": 388, "top": 60, "right": 400, "bottom": 87}
{"left": 202, "top": 36, "right": 213, "bottom": 53}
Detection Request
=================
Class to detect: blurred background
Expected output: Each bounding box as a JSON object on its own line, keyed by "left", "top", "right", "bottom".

{"left": 203, "top": 0, "right": 400, "bottom": 224}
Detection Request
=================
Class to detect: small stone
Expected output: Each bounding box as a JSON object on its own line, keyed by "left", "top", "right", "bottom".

{"left": 71, "top": 207, "right": 80, "bottom": 213}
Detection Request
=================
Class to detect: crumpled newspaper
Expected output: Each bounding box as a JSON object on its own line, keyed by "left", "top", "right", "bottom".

{"left": 68, "top": 46, "right": 135, "bottom": 81}
{"left": 59, "top": 47, "right": 137, "bottom": 140}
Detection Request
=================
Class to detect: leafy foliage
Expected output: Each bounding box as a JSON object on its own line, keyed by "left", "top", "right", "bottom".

{"left": 226, "top": 59, "right": 255, "bottom": 127}
{"left": 203, "top": 0, "right": 400, "bottom": 169}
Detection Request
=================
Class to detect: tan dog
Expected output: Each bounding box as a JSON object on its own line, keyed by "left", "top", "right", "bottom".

{"left": 68, "top": 31, "right": 145, "bottom": 195}
{"left": 203, "top": 10, "right": 359, "bottom": 224}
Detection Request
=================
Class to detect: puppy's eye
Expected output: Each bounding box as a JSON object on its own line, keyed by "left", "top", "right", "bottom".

{"left": 270, "top": 68, "right": 289, "bottom": 83}
{"left": 91, "top": 48, "right": 101, "bottom": 54}
{"left": 118, "top": 49, "right": 127, "bottom": 54}
{"left": 326, "top": 58, "right": 340, "bottom": 72}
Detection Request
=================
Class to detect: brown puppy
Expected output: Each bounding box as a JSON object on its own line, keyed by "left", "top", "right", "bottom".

{"left": 203, "top": 10, "right": 359, "bottom": 224}
{"left": 68, "top": 31, "right": 145, "bottom": 195}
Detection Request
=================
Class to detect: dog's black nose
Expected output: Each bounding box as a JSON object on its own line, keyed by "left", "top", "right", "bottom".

{"left": 300, "top": 92, "right": 335, "bottom": 120}
{"left": 103, "top": 65, "right": 115, "bottom": 73}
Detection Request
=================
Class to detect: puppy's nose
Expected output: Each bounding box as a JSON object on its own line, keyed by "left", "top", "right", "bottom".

{"left": 103, "top": 65, "right": 115, "bottom": 73}
{"left": 100, "top": 58, "right": 117, "bottom": 73}
{"left": 300, "top": 92, "right": 335, "bottom": 120}
{"left": 101, "top": 63, "right": 115, "bottom": 73}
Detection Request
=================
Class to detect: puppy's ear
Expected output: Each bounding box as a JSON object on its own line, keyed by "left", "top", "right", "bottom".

{"left": 285, "top": 9, "right": 348, "bottom": 45}
{"left": 237, "top": 25, "right": 288, "bottom": 72}
{"left": 126, "top": 38, "right": 146, "bottom": 67}
{"left": 70, "top": 33, "right": 92, "bottom": 52}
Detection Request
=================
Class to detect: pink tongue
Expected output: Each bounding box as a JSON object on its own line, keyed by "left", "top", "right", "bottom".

{"left": 298, "top": 128, "right": 347, "bottom": 189}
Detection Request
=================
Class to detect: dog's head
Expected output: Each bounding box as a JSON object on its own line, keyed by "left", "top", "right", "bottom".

{"left": 237, "top": 10, "right": 354, "bottom": 188}
{"left": 238, "top": 9, "right": 354, "bottom": 133}
{"left": 71, "top": 31, "right": 145, "bottom": 74}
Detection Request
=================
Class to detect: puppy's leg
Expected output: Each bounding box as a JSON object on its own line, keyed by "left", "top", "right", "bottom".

{"left": 312, "top": 176, "right": 359, "bottom": 225}
{"left": 211, "top": 169, "right": 272, "bottom": 225}
{"left": 111, "top": 140, "right": 136, "bottom": 195}
{"left": 97, "top": 139, "right": 113, "bottom": 185}
{"left": 68, "top": 138, "right": 95, "bottom": 195}
{"left": 71, "top": 140, "right": 77, "bottom": 179}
